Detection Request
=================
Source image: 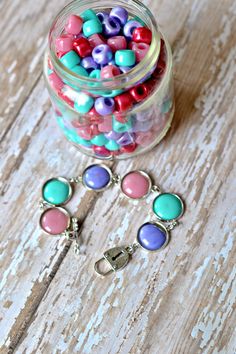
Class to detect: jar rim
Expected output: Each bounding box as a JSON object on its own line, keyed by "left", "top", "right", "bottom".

{"left": 48, "top": 0, "right": 161, "bottom": 91}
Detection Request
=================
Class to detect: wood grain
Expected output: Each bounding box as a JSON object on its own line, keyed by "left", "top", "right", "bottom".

{"left": 0, "top": 0, "right": 236, "bottom": 353}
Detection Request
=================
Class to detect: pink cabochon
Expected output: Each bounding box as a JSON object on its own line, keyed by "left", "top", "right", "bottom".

{"left": 121, "top": 171, "right": 150, "bottom": 199}
{"left": 40, "top": 208, "right": 69, "bottom": 235}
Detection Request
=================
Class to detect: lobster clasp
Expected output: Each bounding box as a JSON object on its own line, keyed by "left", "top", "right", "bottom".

{"left": 94, "top": 246, "right": 130, "bottom": 276}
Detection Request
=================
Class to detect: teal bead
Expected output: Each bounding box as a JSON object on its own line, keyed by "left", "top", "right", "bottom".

{"left": 105, "top": 140, "right": 120, "bottom": 151}
{"left": 101, "top": 89, "right": 124, "bottom": 98}
{"left": 89, "top": 69, "right": 101, "bottom": 79}
{"left": 60, "top": 50, "right": 81, "bottom": 69}
{"left": 91, "top": 134, "right": 108, "bottom": 146}
{"left": 113, "top": 116, "right": 133, "bottom": 133}
{"left": 81, "top": 9, "right": 97, "bottom": 22}
{"left": 43, "top": 178, "right": 71, "bottom": 205}
{"left": 71, "top": 65, "right": 89, "bottom": 77}
{"left": 74, "top": 93, "right": 94, "bottom": 113}
{"left": 83, "top": 19, "right": 102, "bottom": 37}
{"left": 64, "top": 129, "right": 92, "bottom": 147}
{"left": 153, "top": 193, "right": 184, "bottom": 221}
{"left": 115, "top": 50, "right": 136, "bottom": 67}
{"left": 133, "top": 16, "right": 146, "bottom": 27}
{"left": 56, "top": 116, "right": 66, "bottom": 129}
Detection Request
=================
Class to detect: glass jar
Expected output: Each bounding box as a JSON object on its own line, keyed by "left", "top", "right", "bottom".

{"left": 44, "top": 0, "right": 174, "bottom": 160}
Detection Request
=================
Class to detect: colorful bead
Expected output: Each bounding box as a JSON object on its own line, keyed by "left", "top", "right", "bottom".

{"left": 92, "top": 44, "right": 113, "bottom": 65}
{"left": 73, "top": 37, "right": 92, "bottom": 57}
{"left": 121, "top": 171, "right": 151, "bottom": 199}
{"left": 40, "top": 208, "right": 70, "bottom": 235}
{"left": 48, "top": 72, "right": 64, "bottom": 92}
{"left": 113, "top": 116, "right": 133, "bottom": 133}
{"left": 65, "top": 15, "right": 83, "bottom": 35}
{"left": 115, "top": 49, "right": 135, "bottom": 66}
{"left": 120, "top": 142, "right": 137, "bottom": 153}
{"left": 81, "top": 9, "right": 97, "bottom": 22}
{"left": 89, "top": 69, "right": 101, "bottom": 79}
{"left": 101, "top": 65, "right": 120, "bottom": 79}
{"left": 60, "top": 50, "right": 81, "bottom": 69}
{"left": 74, "top": 93, "right": 94, "bottom": 113}
{"left": 105, "top": 140, "right": 120, "bottom": 151}
{"left": 117, "top": 132, "right": 134, "bottom": 146}
{"left": 91, "top": 133, "right": 108, "bottom": 146}
{"left": 93, "top": 145, "right": 111, "bottom": 156}
{"left": 98, "top": 117, "right": 113, "bottom": 132}
{"left": 96, "top": 11, "right": 109, "bottom": 23}
{"left": 129, "top": 83, "right": 149, "bottom": 102}
{"left": 102, "top": 17, "right": 121, "bottom": 37}
{"left": 82, "top": 164, "right": 111, "bottom": 190}
{"left": 95, "top": 97, "right": 115, "bottom": 115}
{"left": 83, "top": 19, "right": 103, "bottom": 38}
{"left": 153, "top": 193, "right": 184, "bottom": 221}
{"left": 131, "top": 42, "right": 150, "bottom": 62}
{"left": 88, "top": 34, "right": 106, "bottom": 47}
{"left": 42, "top": 178, "right": 71, "bottom": 205}
{"left": 110, "top": 6, "right": 128, "bottom": 26}
{"left": 81, "top": 56, "right": 99, "bottom": 72}
{"left": 55, "top": 35, "right": 73, "bottom": 52}
{"left": 114, "top": 92, "right": 134, "bottom": 112}
{"left": 104, "top": 131, "right": 123, "bottom": 140}
{"left": 77, "top": 125, "right": 95, "bottom": 139}
{"left": 137, "top": 222, "right": 168, "bottom": 251}
{"left": 71, "top": 65, "right": 89, "bottom": 77}
{"left": 107, "top": 36, "right": 127, "bottom": 52}
{"left": 123, "top": 20, "right": 142, "bottom": 39}
{"left": 132, "top": 27, "right": 152, "bottom": 44}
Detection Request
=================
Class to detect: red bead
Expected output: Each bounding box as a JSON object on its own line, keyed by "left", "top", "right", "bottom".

{"left": 73, "top": 37, "right": 92, "bottom": 58}
{"left": 93, "top": 145, "right": 111, "bottom": 156}
{"left": 120, "top": 142, "right": 137, "bottom": 153}
{"left": 132, "top": 27, "right": 152, "bottom": 44}
{"left": 152, "top": 58, "right": 166, "bottom": 78}
{"left": 58, "top": 91, "right": 74, "bottom": 107}
{"left": 129, "top": 83, "right": 150, "bottom": 102}
{"left": 88, "top": 34, "right": 106, "bottom": 48}
{"left": 114, "top": 92, "right": 134, "bottom": 112}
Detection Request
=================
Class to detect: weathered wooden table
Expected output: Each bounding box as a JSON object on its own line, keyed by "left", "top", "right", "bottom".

{"left": 1, "top": 0, "right": 236, "bottom": 353}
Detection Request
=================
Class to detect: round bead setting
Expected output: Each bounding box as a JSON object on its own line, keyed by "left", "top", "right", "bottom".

{"left": 120, "top": 170, "right": 152, "bottom": 199}
{"left": 137, "top": 222, "right": 169, "bottom": 251}
{"left": 40, "top": 207, "right": 71, "bottom": 235}
{"left": 82, "top": 164, "right": 112, "bottom": 191}
{"left": 153, "top": 193, "right": 184, "bottom": 221}
{"left": 42, "top": 177, "right": 72, "bottom": 206}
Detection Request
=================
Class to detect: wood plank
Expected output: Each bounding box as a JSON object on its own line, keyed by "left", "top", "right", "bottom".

{"left": 0, "top": 0, "right": 236, "bottom": 353}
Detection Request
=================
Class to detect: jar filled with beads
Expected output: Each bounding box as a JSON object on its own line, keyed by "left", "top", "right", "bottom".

{"left": 44, "top": 0, "right": 174, "bottom": 159}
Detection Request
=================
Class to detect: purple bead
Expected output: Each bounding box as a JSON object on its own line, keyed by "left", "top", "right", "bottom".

{"left": 104, "top": 131, "right": 123, "bottom": 140}
{"left": 81, "top": 56, "right": 98, "bottom": 72}
{"left": 102, "top": 17, "right": 121, "bottom": 37}
{"left": 95, "top": 97, "right": 115, "bottom": 115}
{"left": 82, "top": 164, "right": 111, "bottom": 190}
{"left": 123, "top": 20, "right": 142, "bottom": 39}
{"left": 137, "top": 222, "right": 168, "bottom": 251}
{"left": 110, "top": 6, "right": 128, "bottom": 26}
{"left": 96, "top": 11, "right": 109, "bottom": 23}
{"left": 117, "top": 132, "right": 134, "bottom": 146}
{"left": 92, "top": 44, "right": 113, "bottom": 65}
{"left": 131, "top": 119, "right": 153, "bottom": 132}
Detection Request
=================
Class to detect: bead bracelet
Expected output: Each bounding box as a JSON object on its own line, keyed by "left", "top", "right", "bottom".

{"left": 39, "top": 164, "right": 184, "bottom": 275}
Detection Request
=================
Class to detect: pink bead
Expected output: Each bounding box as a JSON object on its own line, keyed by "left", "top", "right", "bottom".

{"left": 101, "top": 65, "right": 121, "bottom": 79}
{"left": 88, "top": 34, "right": 106, "bottom": 48}
{"left": 48, "top": 72, "right": 64, "bottom": 92}
{"left": 40, "top": 208, "right": 69, "bottom": 235}
{"left": 107, "top": 36, "right": 127, "bottom": 52}
{"left": 98, "top": 117, "right": 113, "bottom": 132}
{"left": 135, "top": 131, "right": 154, "bottom": 146}
{"left": 93, "top": 145, "right": 111, "bottom": 156}
{"left": 55, "top": 35, "right": 73, "bottom": 52}
{"left": 65, "top": 15, "right": 83, "bottom": 35}
{"left": 77, "top": 124, "right": 99, "bottom": 139}
{"left": 121, "top": 171, "right": 150, "bottom": 199}
{"left": 131, "top": 42, "right": 150, "bottom": 63}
